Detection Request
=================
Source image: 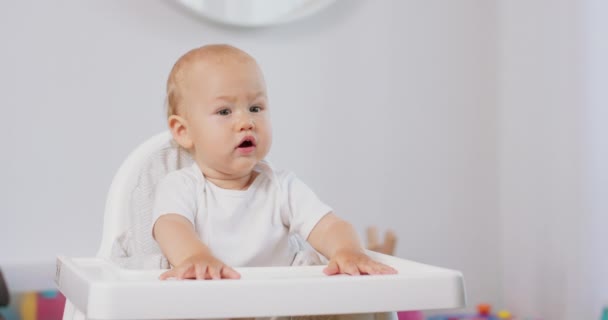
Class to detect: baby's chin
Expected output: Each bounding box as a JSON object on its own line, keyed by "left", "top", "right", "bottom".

{"left": 230, "top": 157, "right": 262, "bottom": 173}
{"left": 204, "top": 157, "right": 258, "bottom": 177}
{"left": 196, "top": 157, "right": 258, "bottom": 177}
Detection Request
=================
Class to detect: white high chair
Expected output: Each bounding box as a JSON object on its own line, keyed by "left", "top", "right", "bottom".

{"left": 56, "top": 131, "right": 466, "bottom": 320}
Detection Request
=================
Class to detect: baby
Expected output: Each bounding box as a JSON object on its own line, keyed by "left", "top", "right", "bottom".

{"left": 152, "top": 44, "right": 397, "bottom": 280}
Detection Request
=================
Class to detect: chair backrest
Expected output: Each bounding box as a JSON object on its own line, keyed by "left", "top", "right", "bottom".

{"left": 97, "top": 131, "right": 194, "bottom": 260}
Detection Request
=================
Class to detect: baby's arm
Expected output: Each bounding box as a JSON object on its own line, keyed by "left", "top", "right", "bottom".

{"left": 153, "top": 214, "right": 240, "bottom": 280}
{"left": 307, "top": 213, "right": 397, "bottom": 276}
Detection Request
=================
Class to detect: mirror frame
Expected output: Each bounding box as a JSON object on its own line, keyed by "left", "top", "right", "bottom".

{"left": 176, "top": 0, "right": 337, "bottom": 27}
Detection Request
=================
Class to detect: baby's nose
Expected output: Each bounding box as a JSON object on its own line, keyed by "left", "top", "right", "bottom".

{"left": 238, "top": 115, "right": 255, "bottom": 131}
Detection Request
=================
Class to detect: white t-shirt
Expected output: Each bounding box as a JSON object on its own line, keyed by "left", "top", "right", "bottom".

{"left": 152, "top": 161, "right": 332, "bottom": 267}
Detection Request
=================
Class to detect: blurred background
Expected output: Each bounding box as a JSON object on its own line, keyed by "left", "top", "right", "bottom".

{"left": 0, "top": 1, "right": 606, "bottom": 319}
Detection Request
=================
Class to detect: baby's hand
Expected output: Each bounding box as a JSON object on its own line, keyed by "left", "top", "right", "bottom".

{"left": 323, "top": 248, "right": 397, "bottom": 276}
{"left": 159, "top": 252, "right": 241, "bottom": 280}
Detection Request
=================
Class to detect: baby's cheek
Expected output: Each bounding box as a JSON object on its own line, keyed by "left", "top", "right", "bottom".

{"left": 262, "top": 133, "right": 273, "bottom": 153}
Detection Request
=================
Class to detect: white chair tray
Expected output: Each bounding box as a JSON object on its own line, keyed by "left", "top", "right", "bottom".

{"left": 56, "top": 251, "right": 465, "bottom": 319}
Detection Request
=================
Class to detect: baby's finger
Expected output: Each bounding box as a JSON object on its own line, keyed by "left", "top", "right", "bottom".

{"left": 194, "top": 263, "right": 206, "bottom": 280}
{"left": 160, "top": 265, "right": 190, "bottom": 280}
{"left": 220, "top": 266, "right": 241, "bottom": 279}
{"left": 379, "top": 264, "right": 398, "bottom": 274}
{"left": 373, "top": 262, "right": 397, "bottom": 274}
{"left": 159, "top": 268, "right": 176, "bottom": 280}
{"left": 340, "top": 262, "right": 361, "bottom": 276}
{"left": 208, "top": 264, "right": 221, "bottom": 280}
{"left": 175, "top": 266, "right": 195, "bottom": 279}
{"left": 356, "top": 261, "right": 381, "bottom": 275}
{"left": 323, "top": 260, "right": 340, "bottom": 275}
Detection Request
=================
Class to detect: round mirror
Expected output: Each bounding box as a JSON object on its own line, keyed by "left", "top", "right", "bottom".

{"left": 177, "top": 0, "right": 336, "bottom": 27}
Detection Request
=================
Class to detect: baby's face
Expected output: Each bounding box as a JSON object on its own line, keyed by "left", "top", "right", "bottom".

{"left": 179, "top": 58, "right": 272, "bottom": 178}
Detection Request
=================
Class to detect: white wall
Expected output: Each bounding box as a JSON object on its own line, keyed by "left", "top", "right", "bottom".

{"left": 0, "top": 0, "right": 501, "bottom": 309}
{"left": 498, "top": 0, "right": 608, "bottom": 319}
{"left": 582, "top": 0, "right": 608, "bottom": 316}
{"left": 498, "top": 0, "right": 584, "bottom": 318}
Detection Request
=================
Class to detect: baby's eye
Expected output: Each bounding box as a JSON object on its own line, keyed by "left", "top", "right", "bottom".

{"left": 217, "top": 108, "right": 231, "bottom": 116}
{"left": 249, "top": 106, "right": 262, "bottom": 113}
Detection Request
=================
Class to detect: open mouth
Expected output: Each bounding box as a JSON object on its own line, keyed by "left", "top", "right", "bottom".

{"left": 237, "top": 137, "right": 256, "bottom": 149}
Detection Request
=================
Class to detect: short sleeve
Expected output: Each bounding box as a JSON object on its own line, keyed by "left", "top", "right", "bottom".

{"left": 282, "top": 172, "right": 332, "bottom": 240}
{"left": 152, "top": 171, "right": 198, "bottom": 233}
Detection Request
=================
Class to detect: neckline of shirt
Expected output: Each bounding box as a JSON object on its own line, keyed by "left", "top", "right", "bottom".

{"left": 192, "top": 161, "right": 271, "bottom": 197}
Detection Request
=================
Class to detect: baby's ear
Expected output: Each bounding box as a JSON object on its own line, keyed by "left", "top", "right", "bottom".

{"left": 168, "top": 115, "right": 193, "bottom": 149}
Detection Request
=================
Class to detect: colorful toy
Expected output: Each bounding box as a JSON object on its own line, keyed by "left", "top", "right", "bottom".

{"left": 19, "top": 290, "right": 65, "bottom": 320}
{"left": 0, "top": 306, "right": 18, "bottom": 320}
{"left": 427, "top": 311, "right": 499, "bottom": 320}
{"left": 397, "top": 311, "right": 424, "bottom": 320}
{"left": 426, "top": 303, "right": 505, "bottom": 320}
{"left": 477, "top": 303, "right": 491, "bottom": 316}
{"left": 425, "top": 303, "right": 554, "bottom": 320}
{"left": 496, "top": 310, "right": 511, "bottom": 319}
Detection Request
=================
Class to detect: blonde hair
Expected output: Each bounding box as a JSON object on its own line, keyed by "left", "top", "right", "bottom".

{"left": 165, "top": 44, "right": 256, "bottom": 119}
